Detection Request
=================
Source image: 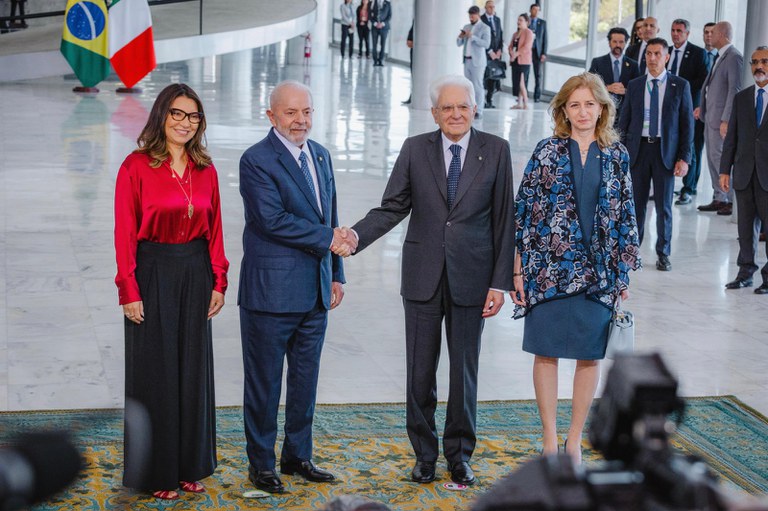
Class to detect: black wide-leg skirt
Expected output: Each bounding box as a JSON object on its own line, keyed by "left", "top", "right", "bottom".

{"left": 123, "top": 239, "right": 216, "bottom": 491}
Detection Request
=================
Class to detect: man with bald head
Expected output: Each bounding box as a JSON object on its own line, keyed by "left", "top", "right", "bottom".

{"left": 697, "top": 21, "right": 744, "bottom": 215}
{"left": 239, "top": 80, "right": 348, "bottom": 494}
{"left": 626, "top": 16, "right": 659, "bottom": 73}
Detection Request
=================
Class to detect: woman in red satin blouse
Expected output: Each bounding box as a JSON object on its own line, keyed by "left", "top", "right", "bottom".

{"left": 114, "top": 83, "right": 229, "bottom": 500}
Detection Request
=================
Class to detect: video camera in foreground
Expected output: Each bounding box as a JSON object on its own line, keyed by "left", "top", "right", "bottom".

{"left": 472, "top": 353, "right": 768, "bottom": 511}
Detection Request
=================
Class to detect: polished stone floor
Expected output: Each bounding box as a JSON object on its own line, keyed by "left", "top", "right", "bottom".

{"left": 0, "top": 45, "right": 766, "bottom": 417}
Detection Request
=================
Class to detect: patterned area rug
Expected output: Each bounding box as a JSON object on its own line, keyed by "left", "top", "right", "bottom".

{"left": 0, "top": 396, "right": 765, "bottom": 510}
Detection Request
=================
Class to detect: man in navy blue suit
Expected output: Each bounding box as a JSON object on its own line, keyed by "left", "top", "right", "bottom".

{"left": 238, "top": 81, "right": 351, "bottom": 494}
{"left": 588, "top": 27, "right": 640, "bottom": 125}
{"left": 666, "top": 18, "right": 709, "bottom": 206}
{"left": 619, "top": 38, "right": 694, "bottom": 272}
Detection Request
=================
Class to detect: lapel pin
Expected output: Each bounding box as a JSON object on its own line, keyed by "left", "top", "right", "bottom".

{"left": 318, "top": 156, "right": 324, "bottom": 162}
{"left": 478, "top": 156, "right": 483, "bottom": 161}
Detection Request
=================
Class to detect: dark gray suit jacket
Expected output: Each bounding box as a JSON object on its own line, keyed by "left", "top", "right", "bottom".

{"left": 352, "top": 128, "right": 516, "bottom": 306}
{"left": 720, "top": 85, "right": 768, "bottom": 192}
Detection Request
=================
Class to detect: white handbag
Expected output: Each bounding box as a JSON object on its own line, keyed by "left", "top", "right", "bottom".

{"left": 605, "top": 298, "right": 634, "bottom": 359}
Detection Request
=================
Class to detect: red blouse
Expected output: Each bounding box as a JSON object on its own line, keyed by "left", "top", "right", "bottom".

{"left": 114, "top": 152, "right": 229, "bottom": 305}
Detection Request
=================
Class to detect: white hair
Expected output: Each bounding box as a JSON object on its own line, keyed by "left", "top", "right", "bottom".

{"left": 429, "top": 75, "right": 476, "bottom": 108}
{"left": 269, "top": 80, "right": 313, "bottom": 109}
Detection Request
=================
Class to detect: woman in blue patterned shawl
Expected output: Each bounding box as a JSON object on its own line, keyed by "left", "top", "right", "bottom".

{"left": 510, "top": 72, "right": 641, "bottom": 463}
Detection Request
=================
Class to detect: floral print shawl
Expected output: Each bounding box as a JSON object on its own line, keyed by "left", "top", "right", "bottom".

{"left": 513, "top": 137, "right": 641, "bottom": 319}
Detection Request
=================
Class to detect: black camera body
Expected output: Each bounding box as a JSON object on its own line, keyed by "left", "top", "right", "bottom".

{"left": 472, "top": 354, "right": 764, "bottom": 511}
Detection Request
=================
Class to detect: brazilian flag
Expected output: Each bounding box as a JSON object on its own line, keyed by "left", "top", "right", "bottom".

{"left": 60, "top": 0, "right": 111, "bottom": 88}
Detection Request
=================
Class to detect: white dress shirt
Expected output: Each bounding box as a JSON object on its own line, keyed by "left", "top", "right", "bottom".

{"left": 441, "top": 131, "right": 470, "bottom": 174}
{"left": 272, "top": 128, "right": 323, "bottom": 212}
{"left": 668, "top": 40, "right": 688, "bottom": 75}
{"left": 642, "top": 69, "right": 668, "bottom": 137}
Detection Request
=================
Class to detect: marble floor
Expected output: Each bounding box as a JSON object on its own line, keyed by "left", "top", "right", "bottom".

{"left": 0, "top": 45, "right": 766, "bottom": 419}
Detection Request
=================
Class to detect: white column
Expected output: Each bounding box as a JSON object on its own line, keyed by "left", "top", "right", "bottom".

{"left": 411, "top": 0, "right": 467, "bottom": 110}
{"left": 743, "top": 0, "right": 768, "bottom": 87}
{"left": 310, "top": 0, "right": 332, "bottom": 66}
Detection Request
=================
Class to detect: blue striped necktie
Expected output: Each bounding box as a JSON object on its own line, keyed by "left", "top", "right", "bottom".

{"left": 758, "top": 89, "right": 765, "bottom": 127}
{"left": 613, "top": 59, "right": 620, "bottom": 83}
{"left": 298, "top": 151, "right": 317, "bottom": 199}
{"left": 447, "top": 144, "right": 462, "bottom": 209}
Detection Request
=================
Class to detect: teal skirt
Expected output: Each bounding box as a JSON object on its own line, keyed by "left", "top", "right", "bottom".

{"left": 522, "top": 291, "right": 611, "bottom": 360}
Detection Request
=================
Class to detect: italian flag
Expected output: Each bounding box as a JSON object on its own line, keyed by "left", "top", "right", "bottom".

{"left": 108, "top": 0, "right": 156, "bottom": 88}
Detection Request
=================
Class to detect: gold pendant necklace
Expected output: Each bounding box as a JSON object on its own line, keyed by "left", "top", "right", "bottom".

{"left": 170, "top": 162, "right": 193, "bottom": 219}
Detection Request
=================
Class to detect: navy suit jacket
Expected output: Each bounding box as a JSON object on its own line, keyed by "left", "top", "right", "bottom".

{"left": 619, "top": 73, "right": 694, "bottom": 170}
{"left": 589, "top": 53, "right": 640, "bottom": 88}
{"left": 238, "top": 129, "right": 344, "bottom": 313}
{"left": 529, "top": 17, "right": 546, "bottom": 56}
{"left": 669, "top": 42, "right": 708, "bottom": 108}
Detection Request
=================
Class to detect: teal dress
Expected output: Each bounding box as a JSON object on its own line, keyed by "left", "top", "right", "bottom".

{"left": 522, "top": 140, "right": 611, "bottom": 360}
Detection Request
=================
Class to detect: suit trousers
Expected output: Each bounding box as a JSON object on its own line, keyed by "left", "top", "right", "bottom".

{"left": 403, "top": 273, "right": 485, "bottom": 465}
{"left": 464, "top": 63, "right": 485, "bottom": 116}
{"left": 735, "top": 173, "right": 768, "bottom": 282}
{"left": 239, "top": 304, "right": 328, "bottom": 470}
{"left": 705, "top": 124, "right": 734, "bottom": 203}
{"left": 357, "top": 24, "right": 370, "bottom": 56}
{"left": 682, "top": 119, "right": 705, "bottom": 195}
{"left": 631, "top": 139, "right": 675, "bottom": 256}
{"left": 340, "top": 24, "right": 354, "bottom": 57}
{"left": 531, "top": 48, "right": 543, "bottom": 100}
{"left": 371, "top": 27, "right": 388, "bottom": 63}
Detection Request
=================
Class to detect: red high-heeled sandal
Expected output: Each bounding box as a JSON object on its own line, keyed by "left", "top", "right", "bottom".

{"left": 180, "top": 481, "right": 205, "bottom": 493}
{"left": 152, "top": 490, "right": 179, "bottom": 500}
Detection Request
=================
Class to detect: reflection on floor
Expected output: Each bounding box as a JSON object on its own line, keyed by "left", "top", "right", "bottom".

{"left": 0, "top": 45, "right": 766, "bottom": 417}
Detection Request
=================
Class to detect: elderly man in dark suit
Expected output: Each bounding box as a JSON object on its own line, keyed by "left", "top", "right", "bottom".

{"left": 619, "top": 38, "right": 694, "bottom": 272}
{"left": 697, "top": 21, "right": 744, "bottom": 215}
{"left": 528, "top": 3, "right": 546, "bottom": 102}
{"left": 238, "top": 81, "right": 348, "bottom": 494}
{"left": 346, "top": 75, "right": 515, "bottom": 486}
{"left": 588, "top": 27, "right": 640, "bottom": 124}
{"left": 720, "top": 46, "right": 768, "bottom": 294}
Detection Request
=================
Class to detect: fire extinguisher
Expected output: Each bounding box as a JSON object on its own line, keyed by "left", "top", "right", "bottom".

{"left": 304, "top": 33, "right": 312, "bottom": 59}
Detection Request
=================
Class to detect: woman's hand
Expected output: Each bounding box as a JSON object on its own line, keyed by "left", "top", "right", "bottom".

{"left": 208, "top": 291, "right": 225, "bottom": 319}
{"left": 123, "top": 301, "right": 144, "bottom": 324}
{"left": 509, "top": 276, "right": 526, "bottom": 306}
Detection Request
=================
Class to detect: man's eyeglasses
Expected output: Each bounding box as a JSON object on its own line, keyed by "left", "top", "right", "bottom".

{"left": 750, "top": 58, "right": 768, "bottom": 66}
{"left": 168, "top": 108, "right": 204, "bottom": 124}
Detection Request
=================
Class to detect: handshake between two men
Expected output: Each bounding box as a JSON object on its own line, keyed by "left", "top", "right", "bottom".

{"left": 331, "top": 226, "right": 358, "bottom": 257}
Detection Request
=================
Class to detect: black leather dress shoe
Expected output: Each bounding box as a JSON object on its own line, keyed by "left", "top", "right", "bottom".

{"left": 698, "top": 200, "right": 726, "bottom": 212}
{"left": 755, "top": 283, "right": 768, "bottom": 295}
{"left": 725, "top": 277, "right": 753, "bottom": 289}
{"left": 675, "top": 191, "right": 692, "bottom": 205}
{"left": 717, "top": 203, "right": 733, "bottom": 215}
{"left": 656, "top": 255, "right": 671, "bottom": 271}
{"left": 248, "top": 466, "right": 285, "bottom": 493}
{"left": 411, "top": 461, "right": 436, "bottom": 483}
{"left": 280, "top": 459, "right": 335, "bottom": 482}
{"left": 448, "top": 461, "right": 476, "bottom": 485}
